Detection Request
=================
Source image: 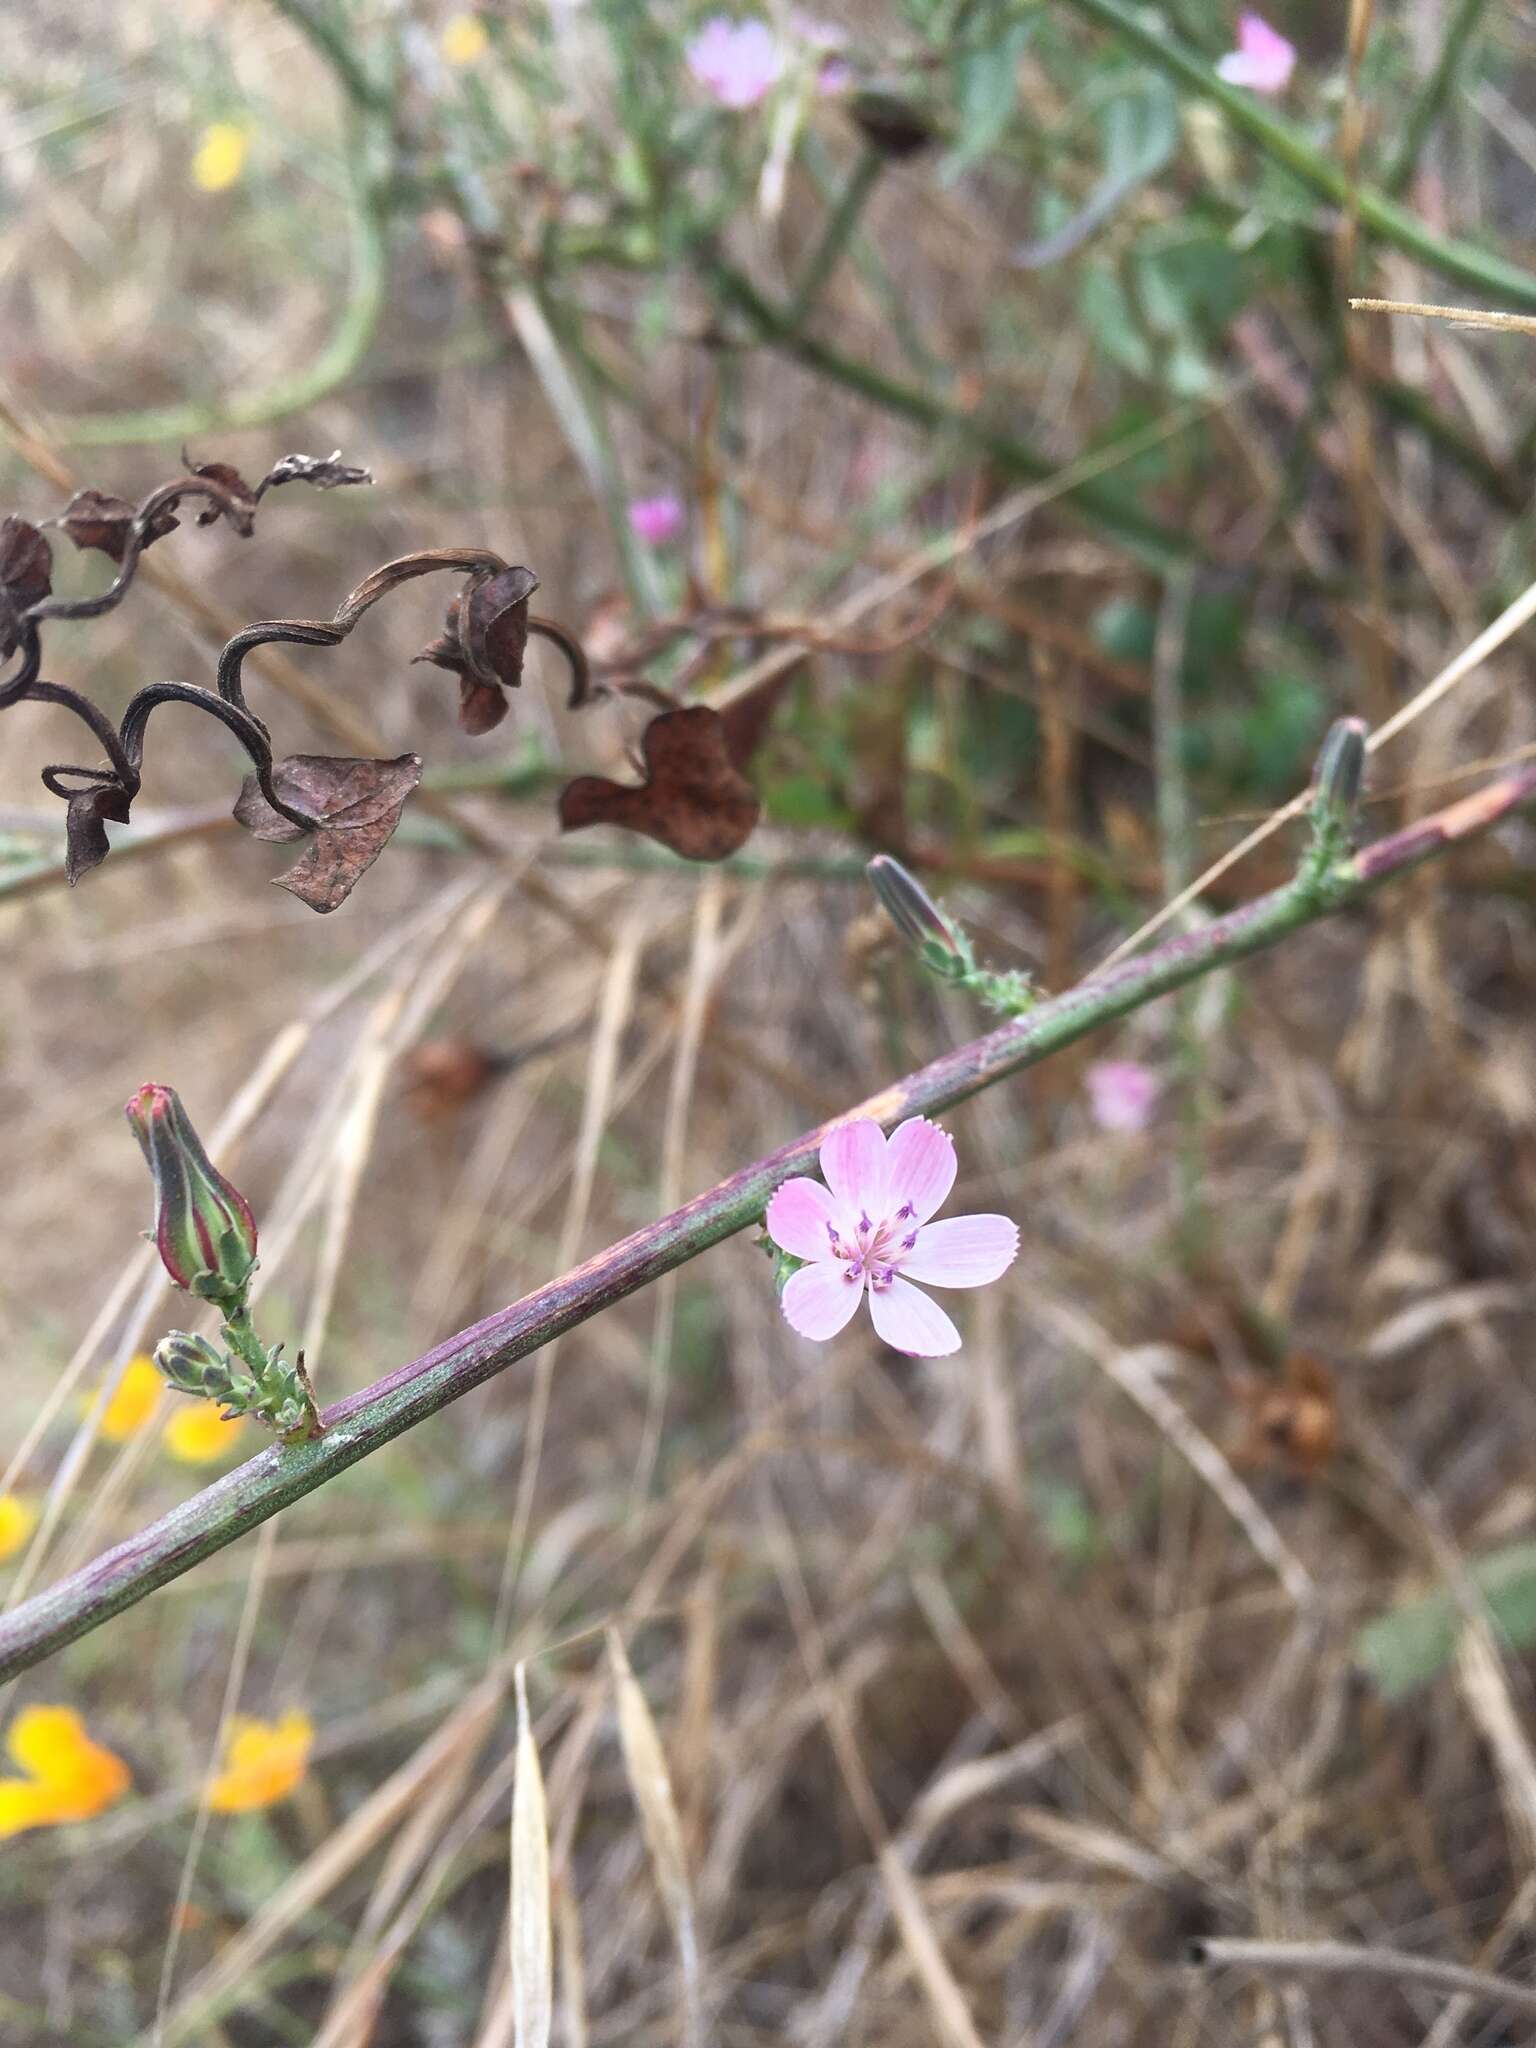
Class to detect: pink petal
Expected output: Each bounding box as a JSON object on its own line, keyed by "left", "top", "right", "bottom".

{"left": 883, "top": 1117, "right": 956, "bottom": 1223}
{"left": 781, "top": 1260, "right": 865, "bottom": 1341}
{"left": 1215, "top": 12, "right": 1294, "bottom": 92}
{"left": 766, "top": 1177, "right": 843, "bottom": 1262}
{"left": 1085, "top": 1059, "right": 1158, "bottom": 1133}
{"left": 819, "top": 1120, "right": 886, "bottom": 1219}
{"left": 900, "top": 1214, "right": 1019, "bottom": 1289}
{"left": 629, "top": 495, "right": 684, "bottom": 545}
{"left": 866, "top": 1276, "right": 961, "bottom": 1357}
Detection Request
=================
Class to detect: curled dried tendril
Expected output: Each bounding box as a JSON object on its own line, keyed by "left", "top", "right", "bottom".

{"left": 0, "top": 455, "right": 593, "bottom": 910}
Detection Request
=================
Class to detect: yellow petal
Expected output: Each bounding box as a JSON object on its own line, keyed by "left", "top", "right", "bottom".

{"left": 0, "top": 1494, "right": 37, "bottom": 1563}
{"left": 208, "top": 1709, "right": 314, "bottom": 1813}
{"left": 442, "top": 14, "right": 489, "bottom": 65}
{"left": 192, "top": 123, "right": 248, "bottom": 194}
{"left": 3, "top": 1706, "right": 131, "bottom": 1824}
{"left": 0, "top": 1778, "right": 64, "bottom": 1839}
{"left": 163, "top": 1404, "right": 246, "bottom": 1466}
{"left": 98, "top": 1357, "right": 164, "bottom": 1442}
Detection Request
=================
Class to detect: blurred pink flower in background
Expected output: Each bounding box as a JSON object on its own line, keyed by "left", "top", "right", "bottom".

{"left": 628, "top": 495, "right": 685, "bottom": 545}
{"left": 766, "top": 1118, "right": 1018, "bottom": 1357}
{"left": 792, "top": 13, "right": 852, "bottom": 94}
{"left": 686, "top": 18, "right": 784, "bottom": 108}
{"left": 1085, "top": 1060, "right": 1160, "bottom": 1133}
{"left": 1215, "top": 13, "right": 1296, "bottom": 94}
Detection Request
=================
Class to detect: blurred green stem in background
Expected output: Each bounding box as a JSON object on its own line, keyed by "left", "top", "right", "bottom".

{"left": 1384, "top": 0, "right": 1497, "bottom": 198}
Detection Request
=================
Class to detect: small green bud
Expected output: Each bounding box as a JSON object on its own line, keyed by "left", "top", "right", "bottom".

{"left": 1312, "top": 717, "right": 1369, "bottom": 833}
{"left": 154, "top": 1330, "right": 237, "bottom": 1402}
{"left": 867, "top": 856, "right": 962, "bottom": 955}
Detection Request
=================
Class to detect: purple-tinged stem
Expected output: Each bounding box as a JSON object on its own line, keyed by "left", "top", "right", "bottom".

{"left": 3, "top": 765, "right": 1534, "bottom": 1681}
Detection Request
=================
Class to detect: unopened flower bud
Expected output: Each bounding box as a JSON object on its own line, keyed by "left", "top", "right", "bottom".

{"left": 1311, "top": 717, "right": 1368, "bottom": 831}
{"left": 154, "top": 1330, "right": 234, "bottom": 1402}
{"left": 866, "top": 855, "right": 959, "bottom": 950}
{"left": 125, "top": 1084, "right": 258, "bottom": 1312}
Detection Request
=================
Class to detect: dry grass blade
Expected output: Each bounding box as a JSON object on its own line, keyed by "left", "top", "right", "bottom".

{"left": 607, "top": 1626, "right": 704, "bottom": 2046}
{"left": 510, "top": 1663, "right": 554, "bottom": 2048}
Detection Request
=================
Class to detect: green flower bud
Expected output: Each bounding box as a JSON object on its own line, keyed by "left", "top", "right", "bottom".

{"left": 154, "top": 1330, "right": 236, "bottom": 1402}
{"left": 125, "top": 1084, "right": 258, "bottom": 1313}
{"left": 866, "top": 856, "right": 962, "bottom": 955}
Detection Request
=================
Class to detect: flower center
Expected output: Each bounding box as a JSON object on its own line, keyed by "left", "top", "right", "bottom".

{"left": 827, "top": 1204, "right": 919, "bottom": 1286}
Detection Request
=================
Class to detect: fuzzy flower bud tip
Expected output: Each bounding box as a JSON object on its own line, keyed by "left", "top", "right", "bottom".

{"left": 866, "top": 855, "right": 959, "bottom": 952}
{"left": 125, "top": 1085, "right": 257, "bottom": 1311}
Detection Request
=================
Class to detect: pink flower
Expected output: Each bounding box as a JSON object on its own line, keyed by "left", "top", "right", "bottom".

{"left": 766, "top": 1118, "right": 1018, "bottom": 1358}
{"left": 1215, "top": 13, "right": 1296, "bottom": 94}
{"left": 628, "top": 495, "right": 685, "bottom": 546}
{"left": 686, "top": 18, "right": 784, "bottom": 108}
{"left": 1085, "top": 1060, "right": 1159, "bottom": 1134}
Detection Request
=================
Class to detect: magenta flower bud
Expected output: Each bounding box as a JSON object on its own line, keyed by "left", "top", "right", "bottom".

{"left": 125, "top": 1084, "right": 258, "bottom": 1311}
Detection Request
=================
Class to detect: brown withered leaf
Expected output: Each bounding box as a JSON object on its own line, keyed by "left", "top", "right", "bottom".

{"left": 58, "top": 488, "right": 179, "bottom": 564}
{"left": 0, "top": 516, "right": 52, "bottom": 655}
{"left": 558, "top": 705, "right": 760, "bottom": 861}
{"left": 233, "top": 752, "right": 422, "bottom": 913}
{"left": 64, "top": 782, "right": 133, "bottom": 885}
{"left": 183, "top": 455, "right": 259, "bottom": 533}
{"left": 257, "top": 450, "right": 374, "bottom": 495}
{"left": 463, "top": 564, "right": 537, "bottom": 690}
{"left": 413, "top": 565, "right": 538, "bottom": 732}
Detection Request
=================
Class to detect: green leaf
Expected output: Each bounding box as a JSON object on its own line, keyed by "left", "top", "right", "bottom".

{"left": 1356, "top": 1541, "right": 1536, "bottom": 1700}
{"left": 1015, "top": 75, "right": 1179, "bottom": 268}
{"left": 944, "top": 15, "right": 1034, "bottom": 178}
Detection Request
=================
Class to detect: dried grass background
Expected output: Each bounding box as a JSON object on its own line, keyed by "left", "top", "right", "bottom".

{"left": 4, "top": 2, "right": 1536, "bottom": 2043}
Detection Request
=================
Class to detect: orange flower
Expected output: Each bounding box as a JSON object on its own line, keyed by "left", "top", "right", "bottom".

{"left": 0, "top": 1706, "right": 131, "bottom": 1839}
{"left": 208, "top": 1710, "right": 313, "bottom": 1813}
{"left": 0, "top": 1494, "right": 37, "bottom": 1562}
{"left": 98, "top": 1356, "right": 164, "bottom": 1441}
{"left": 163, "top": 1403, "right": 246, "bottom": 1466}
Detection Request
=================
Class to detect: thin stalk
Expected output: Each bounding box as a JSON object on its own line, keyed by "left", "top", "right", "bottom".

{"left": 1062, "top": 0, "right": 1536, "bottom": 311}
{"left": 788, "top": 146, "right": 885, "bottom": 327}
{"left": 4, "top": 760, "right": 1536, "bottom": 1681}
{"left": 1384, "top": 0, "right": 1496, "bottom": 198}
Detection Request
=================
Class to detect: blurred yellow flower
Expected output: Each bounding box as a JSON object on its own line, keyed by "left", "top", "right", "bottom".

{"left": 0, "top": 1494, "right": 37, "bottom": 1562}
{"left": 0, "top": 1706, "right": 131, "bottom": 1839}
{"left": 442, "top": 14, "right": 489, "bottom": 65}
{"left": 163, "top": 1403, "right": 246, "bottom": 1466}
{"left": 208, "top": 1710, "right": 313, "bottom": 1813}
{"left": 191, "top": 123, "right": 249, "bottom": 194}
{"left": 98, "top": 1356, "right": 163, "bottom": 1442}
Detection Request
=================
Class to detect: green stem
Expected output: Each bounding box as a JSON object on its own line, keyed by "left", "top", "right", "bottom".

{"left": 788, "top": 146, "right": 884, "bottom": 327}
{"left": 1384, "top": 0, "right": 1495, "bottom": 199}
{"left": 264, "top": 0, "right": 392, "bottom": 116}
{"left": 5, "top": 761, "right": 1536, "bottom": 1681}
{"left": 1062, "top": 0, "right": 1536, "bottom": 311}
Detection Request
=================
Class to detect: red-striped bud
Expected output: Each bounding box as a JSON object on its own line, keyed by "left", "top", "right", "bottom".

{"left": 125, "top": 1084, "right": 258, "bottom": 1312}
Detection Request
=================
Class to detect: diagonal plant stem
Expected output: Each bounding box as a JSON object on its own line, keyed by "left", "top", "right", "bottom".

{"left": 3, "top": 763, "right": 1536, "bottom": 1682}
